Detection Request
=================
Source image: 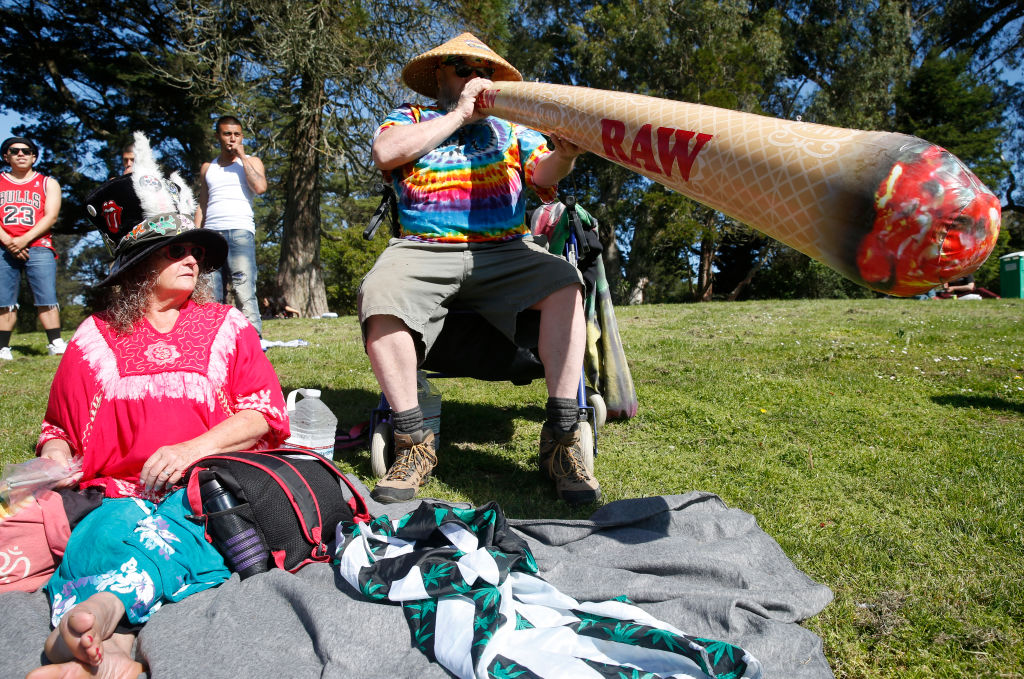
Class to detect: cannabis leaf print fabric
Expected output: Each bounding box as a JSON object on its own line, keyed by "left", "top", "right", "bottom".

{"left": 338, "top": 502, "right": 762, "bottom": 679}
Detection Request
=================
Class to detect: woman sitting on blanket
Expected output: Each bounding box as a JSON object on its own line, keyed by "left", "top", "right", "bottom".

{"left": 27, "top": 137, "right": 289, "bottom": 679}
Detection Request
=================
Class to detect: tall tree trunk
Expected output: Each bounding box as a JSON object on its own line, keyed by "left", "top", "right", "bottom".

{"left": 627, "top": 276, "right": 648, "bottom": 304}
{"left": 697, "top": 232, "right": 715, "bottom": 301}
{"left": 727, "top": 245, "right": 771, "bottom": 301}
{"left": 602, "top": 230, "right": 624, "bottom": 286}
{"left": 278, "top": 73, "right": 329, "bottom": 317}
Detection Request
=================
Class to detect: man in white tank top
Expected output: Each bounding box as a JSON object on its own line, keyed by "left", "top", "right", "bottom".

{"left": 195, "top": 115, "right": 267, "bottom": 336}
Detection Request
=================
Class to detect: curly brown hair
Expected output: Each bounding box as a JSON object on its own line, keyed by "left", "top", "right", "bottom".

{"left": 105, "top": 253, "right": 213, "bottom": 334}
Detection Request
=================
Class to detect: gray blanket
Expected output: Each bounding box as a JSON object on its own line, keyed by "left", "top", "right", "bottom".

{"left": 0, "top": 482, "right": 834, "bottom": 678}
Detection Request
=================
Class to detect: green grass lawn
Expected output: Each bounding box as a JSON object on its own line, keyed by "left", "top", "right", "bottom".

{"left": 2, "top": 298, "right": 1022, "bottom": 678}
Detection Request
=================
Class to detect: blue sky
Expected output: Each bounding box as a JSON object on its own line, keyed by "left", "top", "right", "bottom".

{"left": 1, "top": 110, "right": 27, "bottom": 145}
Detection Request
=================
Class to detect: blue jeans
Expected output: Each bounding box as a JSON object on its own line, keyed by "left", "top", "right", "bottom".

{"left": 209, "top": 229, "right": 262, "bottom": 335}
{"left": 0, "top": 246, "right": 58, "bottom": 309}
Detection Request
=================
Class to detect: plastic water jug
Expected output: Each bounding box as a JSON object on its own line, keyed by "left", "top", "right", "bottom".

{"left": 283, "top": 389, "right": 337, "bottom": 460}
{"left": 416, "top": 371, "right": 442, "bottom": 447}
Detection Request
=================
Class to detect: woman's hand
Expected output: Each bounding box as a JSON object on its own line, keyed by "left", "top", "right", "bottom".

{"left": 140, "top": 442, "right": 202, "bottom": 494}
{"left": 139, "top": 410, "right": 270, "bottom": 493}
{"left": 38, "top": 440, "right": 83, "bottom": 489}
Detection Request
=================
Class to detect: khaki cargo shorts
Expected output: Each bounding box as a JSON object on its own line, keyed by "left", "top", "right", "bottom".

{"left": 358, "top": 235, "right": 583, "bottom": 360}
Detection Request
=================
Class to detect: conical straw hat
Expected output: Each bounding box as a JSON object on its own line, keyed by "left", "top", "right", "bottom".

{"left": 402, "top": 32, "right": 522, "bottom": 99}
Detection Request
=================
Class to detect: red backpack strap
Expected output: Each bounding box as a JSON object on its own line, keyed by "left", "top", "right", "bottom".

{"left": 215, "top": 452, "right": 322, "bottom": 544}
{"left": 184, "top": 461, "right": 213, "bottom": 543}
{"left": 261, "top": 449, "right": 373, "bottom": 523}
{"left": 188, "top": 450, "right": 372, "bottom": 533}
{"left": 293, "top": 450, "right": 372, "bottom": 523}
{"left": 337, "top": 473, "right": 371, "bottom": 523}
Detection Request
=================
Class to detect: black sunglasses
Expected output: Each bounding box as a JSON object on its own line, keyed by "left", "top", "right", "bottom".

{"left": 160, "top": 243, "right": 206, "bottom": 263}
{"left": 453, "top": 63, "right": 494, "bottom": 79}
{"left": 443, "top": 58, "right": 495, "bottom": 80}
{"left": 6, "top": 147, "right": 34, "bottom": 156}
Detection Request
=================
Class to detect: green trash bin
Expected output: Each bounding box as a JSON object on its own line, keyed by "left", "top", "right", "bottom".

{"left": 999, "top": 252, "right": 1024, "bottom": 298}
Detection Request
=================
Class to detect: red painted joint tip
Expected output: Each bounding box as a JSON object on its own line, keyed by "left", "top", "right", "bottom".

{"left": 857, "top": 143, "right": 1001, "bottom": 296}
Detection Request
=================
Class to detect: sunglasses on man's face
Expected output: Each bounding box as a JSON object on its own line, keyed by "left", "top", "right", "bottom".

{"left": 6, "top": 147, "right": 34, "bottom": 156}
{"left": 444, "top": 58, "right": 495, "bottom": 80}
{"left": 160, "top": 243, "right": 206, "bottom": 263}
{"left": 453, "top": 62, "right": 494, "bottom": 79}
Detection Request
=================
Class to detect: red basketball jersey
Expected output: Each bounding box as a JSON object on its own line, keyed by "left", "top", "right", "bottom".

{"left": 0, "top": 171, "right": 55, "bottom": 250}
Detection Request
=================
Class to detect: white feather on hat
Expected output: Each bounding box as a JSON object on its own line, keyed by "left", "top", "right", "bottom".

{"left": 130, "top": 131, "right": 195, "bottom": 219}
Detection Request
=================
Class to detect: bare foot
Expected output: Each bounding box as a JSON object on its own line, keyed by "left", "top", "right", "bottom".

{"left": 26, "top": 634, "right": 143, "bottom": 679}
{"left": 44, "top": 593, "right": 126, "bottom": 666}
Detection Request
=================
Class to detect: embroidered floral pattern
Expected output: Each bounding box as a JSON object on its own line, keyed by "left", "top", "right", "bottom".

{"left": 78, "top": 390, "right": 104, "bottom": 458}
{"left": 76, "top": 303, "right": 232, "bottom": 381}
{"left": 40, "top": 301, "right": 289, "bottom": 499}
{"left": 38, "top": 422, "right": 75, "bottom": 452}
{"left": 144, "top": 340, "right": 181, "bottom": 366}
{"left": 235, "top": 389, "right": 287, "bottom": 422}
{"left": 138, "top": 175, "right": 162, "bottom": 192}
{"left": 80, "top": 477, "right": 171, "bottom": 502}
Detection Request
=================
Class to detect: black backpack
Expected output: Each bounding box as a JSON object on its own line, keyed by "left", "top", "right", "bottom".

{"left": 185, "top": 450, "right": 371, "bottom": 576}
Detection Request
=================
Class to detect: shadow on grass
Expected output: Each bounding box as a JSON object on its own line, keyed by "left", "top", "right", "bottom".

{"left": 413, "top": 398, "right": 604, "bottom": 518}
{"left": 284, "top": 386, "right": 546, "bottom": 444}
{"left": 931, "top": 394, "right": 1024, "bottom": 415}
{"left": 8, "top": 343, "right": 49, "bottom": 357}
{"left": 305, "top": 386, "right": 567, "bottom": 509}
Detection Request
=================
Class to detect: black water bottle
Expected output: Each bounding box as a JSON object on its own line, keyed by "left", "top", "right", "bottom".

{"left": 200, "top": 477, "right": 269, "bottom": 579}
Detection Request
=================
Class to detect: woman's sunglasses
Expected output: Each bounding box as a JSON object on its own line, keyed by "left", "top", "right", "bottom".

{"left": 160, "top": 243, "right": 206, "bottom": 263}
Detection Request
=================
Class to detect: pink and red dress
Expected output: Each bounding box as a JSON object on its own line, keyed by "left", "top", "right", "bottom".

{"left": 39, "top": 300, "right": 289, "bottom": 625}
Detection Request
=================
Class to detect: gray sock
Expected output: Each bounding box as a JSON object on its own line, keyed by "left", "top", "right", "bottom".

{"left": 392, "top": 406, "right": 424, "bottom": 434}
{"left": 545, "top": 397, "right": 578, "bottom": 432}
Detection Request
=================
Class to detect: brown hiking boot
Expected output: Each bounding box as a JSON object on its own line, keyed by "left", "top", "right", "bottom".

{"left": 371, "top": 428, "right": 437, "bottom": 504}
{"left": 539, "top": 424, "right": 601, "bottom": 505}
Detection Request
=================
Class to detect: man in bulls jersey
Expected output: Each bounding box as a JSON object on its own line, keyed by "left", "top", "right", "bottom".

{"left": 0, "top": 137, "right": 65, "bottom": 359}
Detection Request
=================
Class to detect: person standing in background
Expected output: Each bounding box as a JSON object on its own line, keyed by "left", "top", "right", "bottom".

{"left": 0, "top": 136, "right": 66, "bottom": 360}
{"left": 121, "top": 142, "right": 135, "bottom": 175}
{"left": 195, "top": 115, "right": 267, "bottom": 337}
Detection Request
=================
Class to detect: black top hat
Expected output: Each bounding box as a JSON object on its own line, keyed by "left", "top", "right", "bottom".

{"left": 84, "top": 132, "right": 227, "bottom": 288}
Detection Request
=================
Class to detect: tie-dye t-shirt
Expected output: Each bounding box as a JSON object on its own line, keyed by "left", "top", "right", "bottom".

{"left": 376, "top": 104, "right": 557, "bottom": 242}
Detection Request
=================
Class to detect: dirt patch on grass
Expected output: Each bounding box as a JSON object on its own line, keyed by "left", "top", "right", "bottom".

{"left": 854, "top": 590, "right": 908, "bottom": 636}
